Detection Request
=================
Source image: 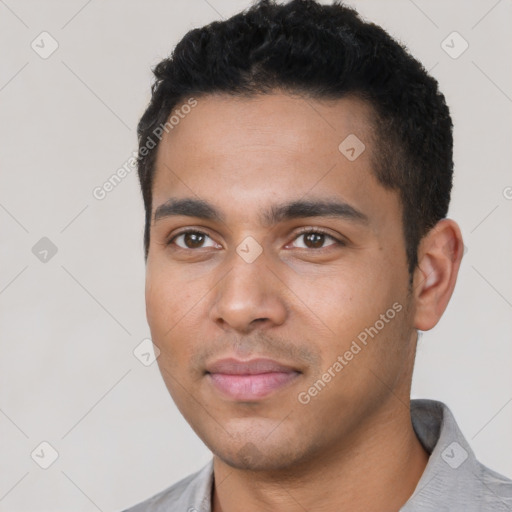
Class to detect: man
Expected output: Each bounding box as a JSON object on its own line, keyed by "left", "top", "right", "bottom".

{"left": 125, "top": 0, "right": 512, "bottom": 510}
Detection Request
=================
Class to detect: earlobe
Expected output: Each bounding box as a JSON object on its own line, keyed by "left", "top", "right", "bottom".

{"left": 412, "top": 219, "right": 464, "bottom": 332}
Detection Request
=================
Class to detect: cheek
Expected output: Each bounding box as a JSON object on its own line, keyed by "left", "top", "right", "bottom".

{"left": 146, "top": 262, "right": 198, "bottom": 326}
{"left": 145, "top": 277, "right": 170, "bottom": 333}
{"left": 145, "top": 266, "right": 208, "bottom": 363}
{"left": 304, "top": 266, "right": 400, "bottom": 354}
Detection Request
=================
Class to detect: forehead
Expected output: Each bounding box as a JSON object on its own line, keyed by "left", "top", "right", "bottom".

{"left": 155, "top": 92, "right": 375, "bottom": 166}
{"left": 151, "top": 92, "right": 398, "bottom": 229}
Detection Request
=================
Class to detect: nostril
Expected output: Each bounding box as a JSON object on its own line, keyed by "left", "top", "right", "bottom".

{"left": 252, "top": 318, "right": 269, "bottom": 324}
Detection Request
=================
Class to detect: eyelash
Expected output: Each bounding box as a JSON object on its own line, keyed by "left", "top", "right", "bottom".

{"left": 166, "top": 227, "right": 345, "bottom": 250}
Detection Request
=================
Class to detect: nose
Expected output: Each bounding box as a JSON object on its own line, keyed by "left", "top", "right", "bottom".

{"left": 209, "top": 250, "right": 288, "bottom": 334}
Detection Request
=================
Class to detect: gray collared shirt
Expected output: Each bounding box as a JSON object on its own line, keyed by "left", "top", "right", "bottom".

{"left": 124, "top": 399, "right": 512, "bottom": 511}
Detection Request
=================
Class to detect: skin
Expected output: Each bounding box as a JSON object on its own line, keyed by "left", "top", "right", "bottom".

{"left": 145, "top": 92, "right": 464, "bottom": 512}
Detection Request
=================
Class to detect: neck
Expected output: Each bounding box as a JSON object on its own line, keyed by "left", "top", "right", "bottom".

{"left": 211, "top": 397, "right": 429, "bottom": 512}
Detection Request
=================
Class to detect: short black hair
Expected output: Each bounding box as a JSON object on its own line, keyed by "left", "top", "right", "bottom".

{"left": 137, "top": 0, "right": 453, "bottom": 278}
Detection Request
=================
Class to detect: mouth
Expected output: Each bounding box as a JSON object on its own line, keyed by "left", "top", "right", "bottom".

{"left": 205, "top": 357, "right": 301, "bottom": 401}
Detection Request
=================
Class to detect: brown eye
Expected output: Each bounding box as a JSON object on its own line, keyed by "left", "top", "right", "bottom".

{"left": 303, "top": 232, "right": 326, "bottom": 248}
{"left": 183, "top": 232, "right": 205, "bottom": 248}
{"left": 291, "top": 230, "right": 339, "bottom": 249}
{"left": 170, "top": 231, "right": 217, "bottom": 249}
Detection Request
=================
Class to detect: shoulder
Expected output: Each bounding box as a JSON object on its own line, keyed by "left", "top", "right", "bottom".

{"left": 121, "top": 460, "right": 214, "bottom": 512}
{"left": 406, "top": 399, "right": 512, "bottom": 511}
{"left": 472, "top": 460, "right": 512, "bottom": 511}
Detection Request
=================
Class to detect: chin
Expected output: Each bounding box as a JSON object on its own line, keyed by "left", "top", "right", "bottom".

{"left": 219, "top": 448, "right": 292, "bottom": 472}
{"left": 212, "top": 437, "right": 315, "bottom": 473}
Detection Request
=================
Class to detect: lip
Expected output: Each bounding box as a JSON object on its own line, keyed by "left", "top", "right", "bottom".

{"left": 206, "top": 357, "right": 301, "bottom": 400}
{"left": 206, "top": 357, "right": 299, "bottom": 375}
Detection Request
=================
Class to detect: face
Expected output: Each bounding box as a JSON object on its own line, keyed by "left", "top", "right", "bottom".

{"left": 145, "top": 92, "right": 418, "bottom": 472}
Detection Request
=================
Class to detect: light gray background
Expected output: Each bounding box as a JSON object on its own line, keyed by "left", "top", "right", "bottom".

{"left": 1, "top": 1, "right": 511, "bottom": 511}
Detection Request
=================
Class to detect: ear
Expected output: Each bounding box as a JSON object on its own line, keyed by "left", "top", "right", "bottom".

{"left": 412, "top": 219, "right": 464, "bottom": 331}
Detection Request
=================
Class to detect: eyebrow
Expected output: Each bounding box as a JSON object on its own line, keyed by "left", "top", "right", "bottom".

{"left": 153, "top": 197, "right": 369, "bottom": 226}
